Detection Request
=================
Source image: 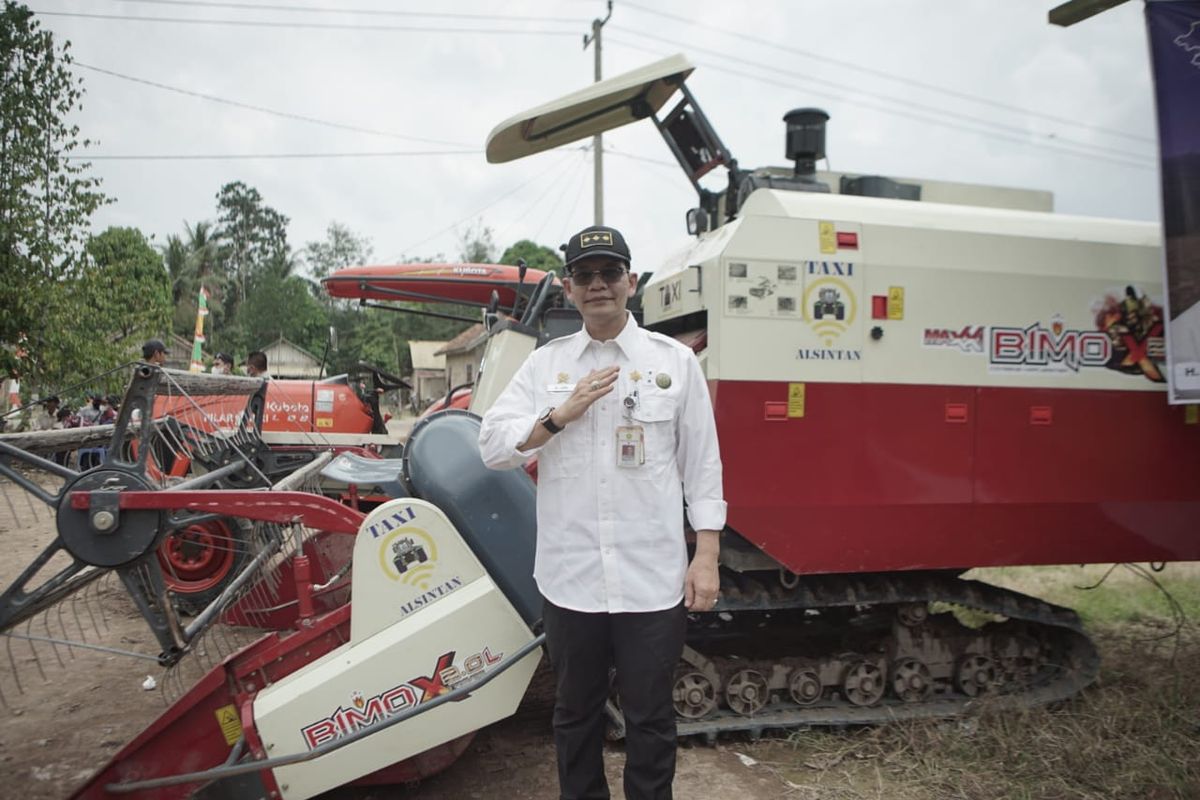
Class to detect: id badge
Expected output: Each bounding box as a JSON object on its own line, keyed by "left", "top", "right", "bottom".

{"left": 616, "top": 425, "right": 645, "bottom": 468}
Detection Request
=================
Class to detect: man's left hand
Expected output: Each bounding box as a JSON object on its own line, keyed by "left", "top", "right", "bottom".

{"left": 684, "top": 548, "right": 720, "bottom": 611}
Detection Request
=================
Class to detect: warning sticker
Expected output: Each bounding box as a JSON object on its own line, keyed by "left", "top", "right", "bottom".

{"left": 787, "top": 383, "right": 806, "bottom": 418}
{"left": 316, "top": 417, "right": 334, "bottom": 428}
{"left": 1186, "top": 405, "right": 1198, "bottom": 425}
{"left": 887, "top": 286, "right": 905, "bottom": 320}
{"left": 215, "top": 704, "right": 242, "bottom": 746}
{"left": 818, "top": 221, "right": 836, "bottom": 254}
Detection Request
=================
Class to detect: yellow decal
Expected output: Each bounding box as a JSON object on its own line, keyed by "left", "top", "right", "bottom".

{"left": 787, "top": 383, "right": 806, "bottom": 418}
{"left": 215, "top": 704, "right": 242, "bottom": 746}
{"left": 887, "top": 286, "right": 905, "bottom": 320}
{"left": 1186, "top": 405, "right": 1198, "bottom": 425}
{"left": 316, "top": 417, "right": 334, "bottom": 428}
{"left": 818, "top": 221, "right": 836, "bottom": 254}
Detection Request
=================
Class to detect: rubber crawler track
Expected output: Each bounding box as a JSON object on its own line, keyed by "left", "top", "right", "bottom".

{"left": 615, "top": 572, "right": 1100, "bottom": 738}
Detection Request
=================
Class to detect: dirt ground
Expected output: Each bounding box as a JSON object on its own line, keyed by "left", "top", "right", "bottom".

{"left": 0, "top": 480, "right": 791, "bottom": 800}
{"left": 2, "top": 473, "right": 1195, "bottom": 800}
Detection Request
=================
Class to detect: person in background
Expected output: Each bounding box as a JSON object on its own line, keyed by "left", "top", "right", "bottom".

{"left": 211, "top": 352, "right": 234, "bottom": 375}
{"left": 77, "top": 394, "right": 102, "bottom": 426}
{"left": 98, "top": 395, "right": 119, "bottom": 425}
{"left": 141, "top": 339, "right": 169, "bottom": 366}
{"left": 244, "top": 351, "right": 269, "bottom": 378}
{"left": 76, "top": 394, "right": 105, "bottom": 469}
{"left": 30, "top": 396, "right": 60, "bottom": 432}
{"left": 52, "top": 405, "right": 75, "bottom": 466}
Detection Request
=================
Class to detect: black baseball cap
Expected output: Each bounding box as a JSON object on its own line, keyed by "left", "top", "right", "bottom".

{"left": 561, "top": 225, "right": 631, "bottom": 271}
{"left": 141, "top": 339, "right": 169, "bottom": 359}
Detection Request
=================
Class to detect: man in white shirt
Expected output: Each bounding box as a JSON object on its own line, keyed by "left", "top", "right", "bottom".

{"left": 479, "top": 225, "right": 725, "bottom": 800}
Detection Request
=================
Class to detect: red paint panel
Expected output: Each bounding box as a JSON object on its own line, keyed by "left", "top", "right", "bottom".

{"left": 714, "top": 381, "right": 1200, "bottom": 574}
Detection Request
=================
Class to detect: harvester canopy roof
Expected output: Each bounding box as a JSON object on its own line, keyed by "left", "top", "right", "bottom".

{"left": 485, "top": 53, "right": 693, "bottom": 163}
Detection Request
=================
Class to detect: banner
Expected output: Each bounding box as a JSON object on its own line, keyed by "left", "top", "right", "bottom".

{"left": 1146, "top": 0, "right": 1200, "bottom": 403}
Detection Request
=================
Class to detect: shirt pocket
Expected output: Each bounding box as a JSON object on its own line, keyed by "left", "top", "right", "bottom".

{"left": 629, "top": 394, "right": 677, "bottom": 479}
{"left": 538, "top": 389, "right": 587, "bottom": 479}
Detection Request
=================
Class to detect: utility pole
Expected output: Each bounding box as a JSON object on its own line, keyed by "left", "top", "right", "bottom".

{"left": 583, "top": 1, "right": 613, "bottom": 226}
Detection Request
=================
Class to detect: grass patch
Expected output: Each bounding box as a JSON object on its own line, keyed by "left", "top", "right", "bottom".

{"left": 968, "top": 563, "right": 1200, "bottom": 629}
{"left": 742, "top": 565, "right": 1200, "bottom": 800}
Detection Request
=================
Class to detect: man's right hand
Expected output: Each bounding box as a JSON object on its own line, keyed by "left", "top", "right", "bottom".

{"left": 554, "top": 366, "right": 619, "bottom": 427}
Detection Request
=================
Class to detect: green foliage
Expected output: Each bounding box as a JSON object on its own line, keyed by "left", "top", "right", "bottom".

{"left": 0, "top": 1, "right": 109, "bottom": 385}
{"left": 79, "top": 225, "right": 172, "bottom": 352}
{"left": 303, "top": 221, "right": 373, "bottom": 280}
{"left": 233, "top": 271, "right": 328, "bottom": 356}
{"left": 499, "top": 239, "right": 564, "bottom": 274}
{"left": 456, "top": 220, "right": 496, "bottom": 263}
{"left": 170, "top": 221, "right": 224, "bottom": 330}
{"left": 213, "top": 181, "right": 290, "bottom": 308}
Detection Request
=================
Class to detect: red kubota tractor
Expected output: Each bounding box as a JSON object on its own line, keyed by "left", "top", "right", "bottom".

{"left": 0, "top": 53, "right": 1197, "bottom": 799}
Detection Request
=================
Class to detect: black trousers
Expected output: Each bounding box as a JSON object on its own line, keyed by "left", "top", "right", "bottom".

{"left": 542, "top": 598, "right": 687, "bottom": 800}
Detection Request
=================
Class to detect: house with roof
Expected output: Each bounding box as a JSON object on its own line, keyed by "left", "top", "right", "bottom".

{"left": 261, "top": 336, "right": 323, "bottom": 379}
{"left": 435, "top": 323, "right": 488, "bottom": 395}
{"left": 408, "top": 340, "right": 448, "bottom": 410}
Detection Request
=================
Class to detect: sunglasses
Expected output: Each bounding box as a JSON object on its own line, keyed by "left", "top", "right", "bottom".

{"left": 568, "top": 266, "right": 629, "bottom": 286}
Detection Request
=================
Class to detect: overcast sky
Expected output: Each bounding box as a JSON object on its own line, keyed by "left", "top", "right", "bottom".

{"left": 32, "top": 0, "right": 1160, "bottom": 275}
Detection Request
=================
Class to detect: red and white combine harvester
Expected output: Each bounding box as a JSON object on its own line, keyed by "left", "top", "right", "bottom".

{"left": 0, "top": 54, "right": 1196, "bottom": 798}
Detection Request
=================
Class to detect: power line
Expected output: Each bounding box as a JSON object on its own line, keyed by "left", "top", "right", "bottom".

{"left": 73, "top": 62, "right": 475, "bottom": 148}
{"left": 494, "top": 149, "right": 586, "bottom": 244}
{"left": 105, "top": 0, "right": 583, "bottom": 24}
{"left": 395, "top": 148, "right": 585, "bottom": 258}
{"left": 604, "top": 146, "right": 679, "bottom": 171}
{"left": 606, "top": 38, "right": 1153, "bottom": 171}
{"left": 618, "top": 1, "right": 1152, "bottom": 145}
{"left": 33, "top": 10, "right": 580, "bottom": 35}
{"left": 71, "top": 150, "right": 480, "bottom": 160}
{"left": 609, "top": 28, "right": 1154, "bottom": 165}
{"left": 532, "top": 155, "right": 589, "bottom": 242}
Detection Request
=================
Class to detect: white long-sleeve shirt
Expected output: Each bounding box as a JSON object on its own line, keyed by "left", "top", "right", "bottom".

{"left": 479, "top": 314, "right": 726, "bottom": 614}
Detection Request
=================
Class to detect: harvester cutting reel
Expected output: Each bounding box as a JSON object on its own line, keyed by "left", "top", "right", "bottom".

{"left": 0, "top": 365, "right": 336, "bottom": 664}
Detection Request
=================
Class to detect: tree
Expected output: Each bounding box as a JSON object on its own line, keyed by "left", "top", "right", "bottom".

{"left": 78, "top": 226, "right": 172, "bottom": 350}
{"left": 0, "top": 2, "right": 109, "bottom": 385}
{"left": 165, "top": 220, "right": 225, "bottom": 338}
{"left": 499, "top": 239, "right": 564, "bottom": 274}
{"left": 303, "top": 221, "right": 373, "bottom": 280}
{"left": 213, "top": 181, "right": 290, "bottom": 308}
{"left": 233, "top": 271, "right": 328, "bottom": 356}
{"left": 456, "top": 220, "right": 496, "bottom": 263}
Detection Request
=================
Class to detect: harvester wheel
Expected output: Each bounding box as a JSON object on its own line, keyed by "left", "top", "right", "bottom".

{"left": 956, "top": 654, "right": 997, "bottom": 697}
{"left": 788, "top": 667, "right": 823, "bottom": 706}
{"left": 897, "top": 603, "right": 929, "bottom": 627}
{"left": 672, "top": 671, "right": 717, "bottom": 719}
{"left": 157, "top": 516, "right": 253, "bottom": 616}
{"left": 843, "top": 660, "right": 886, "bottom": 707}
{"left": 891, "top": 658, "right": 933, "bottom": 702}
{"left": 725, "top": 668, "right": 769, "bottom": 716}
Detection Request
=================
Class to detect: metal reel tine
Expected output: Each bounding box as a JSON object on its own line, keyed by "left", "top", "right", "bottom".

{"left": 4, "top": 631, "right": 25, "bottom": 696}
{"left": 41, "top": 610, "right": 66, "bottom": 669}
{"left": 22, "top": 619, "right": 47, "bottom": 683}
